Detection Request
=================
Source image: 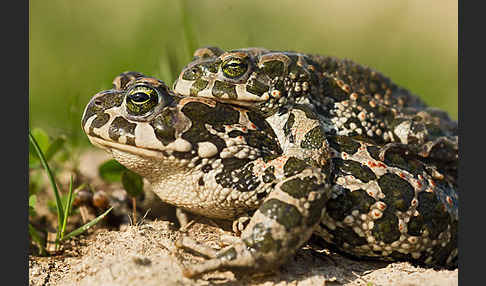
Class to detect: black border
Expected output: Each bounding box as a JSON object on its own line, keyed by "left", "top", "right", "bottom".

{"left": 459, "top": 0, "right": 482, "bottom": 284}
{"left": 4, "top": 0, "right": 28, "bottom": 284}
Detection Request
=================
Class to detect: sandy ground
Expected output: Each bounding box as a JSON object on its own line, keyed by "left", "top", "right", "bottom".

{"left": 28, "top": 150, "right": 458, "bottom": 286}
{"left": 28, "top": 220, "right": 458, "bottom": 286}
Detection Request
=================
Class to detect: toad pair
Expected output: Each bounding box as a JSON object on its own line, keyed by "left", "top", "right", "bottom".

{"left": 82, "top": 47, "right": 458, "bottom": 277}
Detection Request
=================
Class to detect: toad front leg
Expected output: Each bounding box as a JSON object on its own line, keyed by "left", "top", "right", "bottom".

{"left": 177, "top": 107, "right": 332, "bottom": 277}
{"left": 177, "top": 163, "right": 330, "bottom": 277}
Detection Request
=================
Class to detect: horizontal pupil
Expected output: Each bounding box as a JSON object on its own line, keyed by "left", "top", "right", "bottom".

{"left": 130, "top": 92, "right": 150, "bottom": 103}
{"left": 227, "top": 62, "right": 245, "bottom": 69}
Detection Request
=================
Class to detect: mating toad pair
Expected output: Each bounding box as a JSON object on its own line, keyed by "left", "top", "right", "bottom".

{"left": 82, "top": 47, "right": 458, "bottom": 277}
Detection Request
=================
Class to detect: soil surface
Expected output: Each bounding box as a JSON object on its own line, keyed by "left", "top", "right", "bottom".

{"left": 29, "top": 150, "right": 458, "bottom": 286}
{"left": 28, "top": 220, "right": 458, "bottom": 286}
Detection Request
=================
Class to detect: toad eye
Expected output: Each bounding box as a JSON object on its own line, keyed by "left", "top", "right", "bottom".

{"left": 221, "top": 57, "right": 248, "bottom": 79}
{"left": 125, "top": 85, "right": 159, "bottom": 116}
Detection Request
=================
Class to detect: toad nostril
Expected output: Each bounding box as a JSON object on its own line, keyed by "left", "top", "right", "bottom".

{"left": 94, "top": 99, "right": 103, "bottom": 106}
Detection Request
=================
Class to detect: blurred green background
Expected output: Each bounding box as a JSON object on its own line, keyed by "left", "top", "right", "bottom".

{"left": 30, "top": 0, "right": 457, "bottom": 147}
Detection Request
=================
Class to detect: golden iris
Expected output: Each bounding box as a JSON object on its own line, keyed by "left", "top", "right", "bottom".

{"left": 126, "top": 85, "right": 159, "bottom": 116}
{"left": 221, "top": 57, "right": 248, "bottom": 79}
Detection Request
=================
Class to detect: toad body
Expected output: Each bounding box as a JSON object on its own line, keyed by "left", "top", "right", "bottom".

{"left": 82, "top": 47, "right": 458, "bottom": 277}
{"left": 174, "top": 47, "right": 458, "bottom": 268}
{"left": 174, "top": 47, "right": 458, "bottom": 167}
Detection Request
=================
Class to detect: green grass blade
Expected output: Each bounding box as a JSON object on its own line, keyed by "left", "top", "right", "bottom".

{"left": 29, "top": 223, "right": 46, "bottom": 256}
{"left": 29, "top": 131, "right": 65, "bottom": 238}
{"left": 60, "top": 207, "right": 113, "bottom": 241}
{"left": 60, "top": 176, "right": 74, "bottom": 239}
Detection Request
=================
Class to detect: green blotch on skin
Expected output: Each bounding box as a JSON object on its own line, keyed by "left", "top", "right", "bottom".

{"left": 182, "top": 66, "right": 201, "bottom": 81}
{"left": 90, "top": 113, "right": 110, "bottom": 130}
{"left": 205, "top": 61, "right": 220, "bottom": 74}
{"left": 415, "top": 191, "right": 450, "bottom": 240}
{"left": 220, "top": 158, "right": 251, "bottom": 172}
{"left": 172, "top": 151, "right": 194, "bottom": 160}
{"left": 212, "top": 80, "right": 238, "bottom": 99}
{"left": 246, "top": 77, "right": 269, "bottom": 96}
{"left": 259, "top": 199, "right": 302, "bottom": 230}
{"left": 190, "top": 79, "right": 209, "bottom": 96}
{"left": 350, "top": 190, "right": 375, "bottom": 213}
{"left": 108, "top": 116, "right": 136, "bottom": 144}
{"left": 243, "top": 223, "right": 282, "bottom": 254}
{"left": 150, "top": 109, "right": 175, "bottom": 146}
{"left": 280, "top": 177, "right": 319, "bottom": 199}
{"left": 301, "top": 126, "right": 325, "bottom": 149}
{"left": 326, "top": 188, "right": 353, "bottom": 221}
{"left": 407, "top": 215, "right": 425, "bottom": 236}
{"left": 287, "top": 59, "right": 302, "bottom": 78}
{"left": 330, "top": 226, "right": 368, "bottom": 247}
{"left": 371, "top": 210, "right": 401, "bottom": 244}
{"left": 181, "top": 101, "right": 239, "bottom": 132}
{"left": 83, "top": 92, "right": 124, "bottom": 127}
{"left": 384, "top": 152, "right": 424, "bottom": 176}
{"left": 327, "top": 189, "right": 375, "bottom": 221}
{"left": 263, "top": 166, "right": 276, "bottom": 183}
{"left": 97, "top": 92, "right": 125, "bottom": 108}
{"left": 245, "top": 111, "right": 283, "bottom": 160}
{"left": 366, "top": 146, "right": 381, "bottom": 161}
{"left": 181, "top": 101, "right": 241, "bottom": 153}
{"left": 378, "top": 173, "right": 414, "bottom": 212}
{"left": 283, "top": 113, "right": 295, "bottom": 137}
{"left": 306, "top": 191, "right": 328, "bottom": 226}
{"left": 243, "top": 129, "right": 282, "bottom": 162}
{"left": 334, "top": 158, "right": 377, "bottom": 183}
{"left": 227, "top": 112, "right": 282, "bottom": 162}
{"left": 247, "top": 110, "right": 272, "bottom": 132}
{"left": 328, "top": 135, "right": 361, "bottom": 155}
{"left": 261, "top": 60, "right": 285, "bottom": 79}
{"left": 283, "top": 157, "right": 308, "bottom": 176}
